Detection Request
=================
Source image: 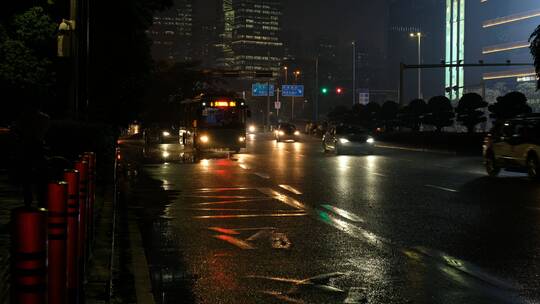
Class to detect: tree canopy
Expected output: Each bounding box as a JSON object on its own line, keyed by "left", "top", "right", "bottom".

{"left": 530, "top": 25, "right": 540, "bottom": 89}
{"left": 455, "top": 93, "right": 488, "bottom": 133}
{"left": 424, "top": 96, "right": 454, "bottom": 132}
{"left": 488, "top": 91, "right": 532, "bottom": 121}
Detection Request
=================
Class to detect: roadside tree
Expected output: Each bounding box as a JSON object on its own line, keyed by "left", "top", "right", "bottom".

{"left": 488, "top": 91, "right": 532, "bottom": 121}
{"left": 530, "top": 25, "right": 540, "bottom": 88}
{"left": 456, "top": 93, "right": 488, "bottom": 133}
{"left": 424, "top": 96, "right": 454, "bottom": 132}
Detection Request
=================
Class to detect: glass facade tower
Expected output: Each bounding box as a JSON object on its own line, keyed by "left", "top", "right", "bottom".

{"left": 445, "top": 0, "right": 465, "bottom": 101}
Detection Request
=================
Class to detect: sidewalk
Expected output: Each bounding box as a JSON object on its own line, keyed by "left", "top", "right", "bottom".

{"left": 0, "top": 170, "right": 24, "bottom": 304}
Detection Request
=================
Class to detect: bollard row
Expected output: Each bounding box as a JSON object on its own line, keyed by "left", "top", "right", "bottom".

{"left": 10, "top": 152, "right": 97, "bottom": 304}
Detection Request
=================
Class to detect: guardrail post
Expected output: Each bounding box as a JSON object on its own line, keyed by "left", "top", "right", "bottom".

{"left": 10, "top": 207, "right": 47, "bottom": 304}
{"left": 64, "top": 169, "right": 80, "bottom": 303}
{"left": 47, "top": 181, "right": 68, "bottom": 304}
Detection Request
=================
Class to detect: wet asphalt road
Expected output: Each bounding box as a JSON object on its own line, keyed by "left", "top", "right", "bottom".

{"left": 120, "top": 134, "right": 540, "bottom": 304}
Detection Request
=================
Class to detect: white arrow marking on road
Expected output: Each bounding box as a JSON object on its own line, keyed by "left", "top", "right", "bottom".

{"left": 321, "top": 205, "right": 364, "bottom": 223}
{"left": 279, "top": 184, "right": 303, "bottom": 195}
{"left": 253, "top": 172, "right": 270, "bottom": 179}
{"left": 257, "top": 188, "right": 307, "bottom": 210}
{"left": 213, "top": 235, "right": 255, "bottom": 250}
{"left": 425, "top": 184, "right": 458, "bottom": 193}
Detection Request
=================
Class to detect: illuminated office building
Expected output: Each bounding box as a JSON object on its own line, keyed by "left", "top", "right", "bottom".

{"left": 147, "top": 0, "right": 193, "bottom": 61}
{"left": 445, "top": 0, "right": 465, "bottom": 101}
{"left": 446, "top": 0, "right": 540, "bottom": 101}
{"left": 214, "top": 0, "right": 283, "bottom": 78}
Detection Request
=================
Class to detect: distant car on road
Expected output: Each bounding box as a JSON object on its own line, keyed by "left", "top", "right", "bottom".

{"left": 322, "top": 125, "right": 375, "bottom": 155}
{"left": 275, "top": 123, "right": 300, "bottom": 142}
{"left": 483, "top": 115, "right": 540, "bottom": 178}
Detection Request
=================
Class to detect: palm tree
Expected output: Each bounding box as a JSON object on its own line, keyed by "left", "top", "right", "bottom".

{"left": 530, "top": 25, "right": 540, "bottom": 89}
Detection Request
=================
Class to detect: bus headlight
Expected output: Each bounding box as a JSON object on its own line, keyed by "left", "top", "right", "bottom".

{"left": 200, "top": 135, "right": 209, "bottom": 143}
{"left": 239, "top": 136, "right": 246, "bottom": 142}
{"left": 339, "top": 138, "right": 350, "bottom": 144}
{"left": 294, "top": 131, "right": 300, "bottom": 136}
{"left": 366, "top": 137, "right": 375, "bottom": 144}
{"left": 162, "top": 131, "right": 171, "bottom": 137}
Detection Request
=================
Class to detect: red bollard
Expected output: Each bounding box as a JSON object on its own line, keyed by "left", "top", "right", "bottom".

{"left": 47, "top": 181, "right": 68, "bottom": 304}
{"left": 10, "top": 207, "right": 47, "bottom": 304}
{"left": 83, "top": 152, "right": 96, "bottom": 245}
{"left": 74, "top": 160, "right": 88, "bottom": 281}
{"left": 64, "top": 169, "right": 80, "bottom": 303}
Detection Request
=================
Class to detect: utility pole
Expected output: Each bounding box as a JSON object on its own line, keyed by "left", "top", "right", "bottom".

{"left": 69, "top": 0, "right": 79, "bottom": 119}
{"left": 352, "top": 41, "right": 356, "bottom": 105}
{"left": 409, "top": 32, "right": 423, "bottom": 99}
{"left": 266, "top": 81, "right": 271, "bottom": 131}
{"left": 315, "top": 57, "right": 319, "bottom": 121}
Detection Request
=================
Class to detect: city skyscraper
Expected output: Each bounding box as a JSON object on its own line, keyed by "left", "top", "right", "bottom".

{"left": 147, "top": 0, "right": 193, "bottom": 61}
{"left": 231, "top": 0, "right": 283, "bottom": 77}
{"left": 445, "top": 0, "right": 466, "bottom": 101}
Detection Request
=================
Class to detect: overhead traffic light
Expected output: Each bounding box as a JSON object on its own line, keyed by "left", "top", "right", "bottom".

{"left": 336, "top": 87, "right": 343, "bottom": 94}
{"left": 321, "top": 87, "right": 329, "bottom": 95}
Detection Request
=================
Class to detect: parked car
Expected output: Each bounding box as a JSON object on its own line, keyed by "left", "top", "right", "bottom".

{"left": 322, "top": 124, "right": 375, "bottom": 155}
{"left": 483, "top": 115, "right": 540, "bottom": 178}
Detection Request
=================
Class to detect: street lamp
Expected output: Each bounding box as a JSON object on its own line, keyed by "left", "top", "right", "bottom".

{"left": 352, "top": 41, "right": 356, "bottom": 105}
{"left": 292, "top": 70, "right": 301, "bottom": 120}
{"left": 283, "top": 66, "right": 288, "bottom": 84}
{"left": 409, "top": 32, "right": 423, "bottom": 99}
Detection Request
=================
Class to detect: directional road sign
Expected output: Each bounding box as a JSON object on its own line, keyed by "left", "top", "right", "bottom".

{"left": 281, "top": 85, "right": 304, "bottom": 97}
{"left": 252, "top": 83, "right": 275, "bottom": 97}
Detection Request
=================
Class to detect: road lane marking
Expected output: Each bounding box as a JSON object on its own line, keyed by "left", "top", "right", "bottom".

{"left": 239, "top": 164, "right": 249, "bottom": 170}
{"left": 425, "top": 184, "right": 459, "bottom": 193}
{"left": 246, "top": 275, "right": 304, "bottom": 284}
{"left": 213, "top": 235, "right": 255, "bottom": 250}
{"left": 257, "top": 188, "right": 307, "bottom": 210}
{"left": 182, "top": 195, "right": 263, "bottom": 199}
{"left": 193, "top": 198, "right": 273, "bottom": 206}
{"left": 411, "top": 246, "right": 518, "bottom": 290}
{"left": 208, "top": 227, "right": 240, "bottom": 235}
{"left": 321, "top": 205, "right": 364, "bottom": 223}
{"left": 260, "top": 291, "right": 305, "bottom": 304}
{"left": 194, "top": 187, "right": 252, "bottom": 192}
{"left": 316, "top": 210, "right": 388, "bottom": 248}
{"left": 253, "top": 172, "right": 270, "bottom": 179}
{"left": 194, "top": 213, "right": 307, "bottom": 219}
{"left": 279, "top": 184, "right": 303, "bottom": 195}
{"left": 371, "top": 172, "right": 387, "bottom": 177}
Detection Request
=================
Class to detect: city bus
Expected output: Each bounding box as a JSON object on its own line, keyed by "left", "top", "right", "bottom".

{"left": 180, "top": 94, "right": 249, "bottom": 154}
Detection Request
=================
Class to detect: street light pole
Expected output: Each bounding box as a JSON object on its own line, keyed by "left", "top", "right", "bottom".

{"left": 292, "top": 71, "right": 300, "bottom": 120}
{"left": 283, "top": 66, "right": 288, "bottom": 84}
{"left": 410, "top": 32, "right": 423, "bottom": 99}
{"left": 352, "top": 41, "right": 356, "bottom": 105}
{"left": 315, "top": 57, "right": 319, "bottom": 121}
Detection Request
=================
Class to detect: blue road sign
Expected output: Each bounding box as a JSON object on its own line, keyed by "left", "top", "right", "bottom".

{"left": 252, "top": 83, "right": 275, "bottom": 97}
{"left": 281, "top": 85, "right": 304, "bottom": 97}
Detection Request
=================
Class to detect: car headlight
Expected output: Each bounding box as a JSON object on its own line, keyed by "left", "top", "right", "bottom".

{"left": 339, "top": 138, "right": 350, "bottom": 144}
{"left": 249, "top": 125, "right": 256, "bottom": 133}
{"left": 239, "top": 136, "right": 246, "bottom": 142}
{"left": 162, "top": 131, "right": 171, "bottom": 137}
{"left": 294, "top": 131, "right": 300, "bottom": 136}
{"left": 279, "top": 131, "right": 285, "bottom": 136}
{"left": 200, "top": 135, "right": 209, "bottom": 143}
{"left": 366, "top": 137, "right": 375, "bottom": 144}
{"left": 162, "top": 151, "right": 170, "bottom": 158}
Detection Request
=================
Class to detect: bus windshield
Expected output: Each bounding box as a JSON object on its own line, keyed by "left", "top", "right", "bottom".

{"left": 201, "top": 107, "right": 244, "bottom": 128}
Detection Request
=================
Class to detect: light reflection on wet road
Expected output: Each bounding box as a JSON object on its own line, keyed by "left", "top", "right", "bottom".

{"left": 121, "top": 134, "right": 540, "bottom": 303}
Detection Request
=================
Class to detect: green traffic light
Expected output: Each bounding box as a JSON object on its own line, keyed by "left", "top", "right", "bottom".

{"left": 321, "top": 87, "right": 328, "bottom": 94}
